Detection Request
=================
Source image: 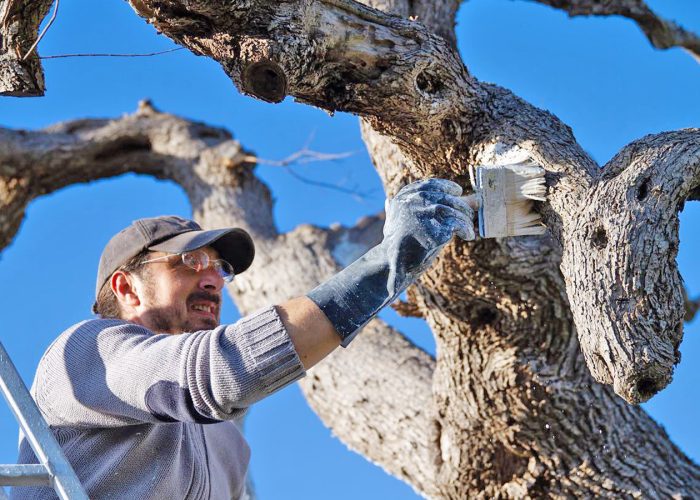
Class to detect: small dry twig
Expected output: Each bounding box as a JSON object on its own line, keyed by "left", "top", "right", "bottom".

{"left": 22, "top": 0, "right": 59, "bottom": 60}
{"left": 243, "top": 144, "right": 377, "bottom": 201}
{"left": 243, "top": 145, "right": 354, "bottom": 168}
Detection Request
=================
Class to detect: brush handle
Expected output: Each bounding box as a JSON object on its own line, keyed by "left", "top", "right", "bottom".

{"left": 460, "top": 193, "right": 481, "bottom": 210}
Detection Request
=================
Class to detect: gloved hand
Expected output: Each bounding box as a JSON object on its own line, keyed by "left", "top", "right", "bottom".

{"left": 307, "top": 178, "right": 476, "bottom": 347}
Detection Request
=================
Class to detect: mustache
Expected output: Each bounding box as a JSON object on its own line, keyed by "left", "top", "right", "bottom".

{"left": 187, "top": 291, "right": 221, "bottom": 306}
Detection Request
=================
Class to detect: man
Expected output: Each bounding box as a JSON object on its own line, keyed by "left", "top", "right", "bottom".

{"left": 12, "top": 179, "right": 475, "bottom": 499}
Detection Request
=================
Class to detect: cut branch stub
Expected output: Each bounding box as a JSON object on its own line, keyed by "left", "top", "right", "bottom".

{"left": 0, "top": 0, "right": 53, "bottom": 96}
{"left": 561, "top": 129, "right": 700, "bottom": 403}
{"left": 242, "top": 60, "right": 287, "bottom": 103}
{"left": 0, "top": 54, "right": 44, "bottom": 97}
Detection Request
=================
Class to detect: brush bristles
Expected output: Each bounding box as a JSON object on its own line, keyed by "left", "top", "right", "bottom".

{"left": 503, "top": 162, "right": 547, "bottom": 202}
{"left": 475, "top": 162, "right": 547, "bottom": 238}
{"left": 503, "top": 201, "right": 546, "bottom": 235}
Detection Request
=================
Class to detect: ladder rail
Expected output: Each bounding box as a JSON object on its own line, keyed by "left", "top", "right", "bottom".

{"left": 0, "top": 342, "right": 88, "bottom": 499}
{"left": 0, "top": 465, "right": 51, "bottom": 486}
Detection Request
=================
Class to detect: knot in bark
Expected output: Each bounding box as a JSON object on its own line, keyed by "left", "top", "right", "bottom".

{"left": 242, "top": 60, "right": 287, "bottom": 103}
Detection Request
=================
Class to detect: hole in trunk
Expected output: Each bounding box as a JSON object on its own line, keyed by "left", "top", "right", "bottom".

{"left": 416, "top": 69, "right": 444, "bottom": 95}
{"left": 636, "top": 377, "right": 660, "bottom": 400}
{"left": 472, "top": 306, "right": 498, "bottom": 327}
{"left": 637, "top": 178, "right": 650, "bottom": 201}
{"left": 591, "top": 227, "right": 608, "bottom": 249}
{"left": 93, "top": 137, "right": 151, "bottom": 161}
{"left": 243, "top": 61, "right": 287, "bottom": 103}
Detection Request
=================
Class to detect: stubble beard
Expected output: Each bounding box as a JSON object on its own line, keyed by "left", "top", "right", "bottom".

{"left": 147, "top": 300, "right": 218, "bottom": 334}
{"left": 140, "top": 277, "right": 219, "bottom": 334}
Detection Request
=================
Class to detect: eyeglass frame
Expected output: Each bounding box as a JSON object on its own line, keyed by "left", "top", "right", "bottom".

{"left": 140, "top": 249, "right": 236, "bottom": 283}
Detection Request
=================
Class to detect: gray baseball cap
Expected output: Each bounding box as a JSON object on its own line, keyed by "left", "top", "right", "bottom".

{"left": 95, "top": 215, "right": 255, "bottom": 299}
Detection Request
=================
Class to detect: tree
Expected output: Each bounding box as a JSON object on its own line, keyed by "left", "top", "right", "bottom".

{"left": 1, "top": 0, "right": 699, "bottom": 497}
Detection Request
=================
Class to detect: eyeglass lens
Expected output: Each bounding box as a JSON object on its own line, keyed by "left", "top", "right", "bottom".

{"left": 182, "top": 251, "right": 234, "bottom": 282}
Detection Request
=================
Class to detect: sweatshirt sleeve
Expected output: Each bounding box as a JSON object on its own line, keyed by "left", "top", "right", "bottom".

{"left": 34, "top": 306, "right": 306, "bottom": 427}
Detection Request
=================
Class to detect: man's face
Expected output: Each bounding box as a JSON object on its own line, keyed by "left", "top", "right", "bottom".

{"left": 132, "top": 247, "right": 224, "bottom": 334}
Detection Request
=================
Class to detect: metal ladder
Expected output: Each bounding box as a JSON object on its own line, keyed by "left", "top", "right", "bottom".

{"left": 0, "top": 342, "right": 88, "bottom": 499}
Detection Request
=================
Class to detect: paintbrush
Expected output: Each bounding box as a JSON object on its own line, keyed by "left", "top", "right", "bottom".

{"left": 463, "top": 161, "right": 547, "bottom": 238}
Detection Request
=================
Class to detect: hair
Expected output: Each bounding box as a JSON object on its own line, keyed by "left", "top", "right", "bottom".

{"left": 93, "top": 250, "right": 152, "bottom": 319}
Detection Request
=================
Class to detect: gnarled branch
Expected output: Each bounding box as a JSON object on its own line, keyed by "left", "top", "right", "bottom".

{"left": 561, "top": 130, "right": 700, "bottom": 402}
{"left": 2, "top": 104, "right": 698, "bottom": 496}
{"left": 0, "top": 103, "right": 440, "bottom": 496}
{"left": 530, "top": 0, "right": 700, "bottom": 63}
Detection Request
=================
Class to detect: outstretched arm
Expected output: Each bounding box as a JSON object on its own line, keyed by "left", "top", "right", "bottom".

{"left": 280, "top": 178, "right": 476, "bottom": 369}
{"left": 277, "top": 296, "right": 341, "bottom": 370}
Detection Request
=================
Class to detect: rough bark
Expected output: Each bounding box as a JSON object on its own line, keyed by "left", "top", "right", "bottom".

{"left": 0, "top": 104, "right": 441, "bottom": 495}
{"left": 1, "top": 104, "right": 698, "bottom": 498}
{"left": 529, "top": 0, "right": 700, "bottom": 63}
{"left": 3, "top": 0, "right": 700, "bottom": 497}
{"left": 0, "top": 0, "right": 51, "bottom": 96}
{"left": 113, "top": 0, "right": 696, "bottom": 402}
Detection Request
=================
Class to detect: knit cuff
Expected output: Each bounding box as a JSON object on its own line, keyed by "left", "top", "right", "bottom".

{"left": 236, "top": 306, "right": 306, "bottom": 395}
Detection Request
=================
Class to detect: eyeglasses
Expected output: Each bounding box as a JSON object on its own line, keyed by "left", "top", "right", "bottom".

{"left": 142, "top": 250, "right": 235, "bottom": 283}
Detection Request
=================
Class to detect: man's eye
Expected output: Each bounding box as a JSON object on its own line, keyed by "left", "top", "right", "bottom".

{"left": 182, "top": 254, "right": 198, "bottom": 268}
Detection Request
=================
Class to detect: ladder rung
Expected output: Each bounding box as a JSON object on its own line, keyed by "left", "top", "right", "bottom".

{"left": 0, "top": 342, "right": 88, "bottom": 499}
{"left": 0, "top": 464, "right": 51, "bottom": 486}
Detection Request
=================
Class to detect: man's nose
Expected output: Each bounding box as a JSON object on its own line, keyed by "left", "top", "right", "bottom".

{"left": 198, "top": 267, "right": 224, "bottom": 292}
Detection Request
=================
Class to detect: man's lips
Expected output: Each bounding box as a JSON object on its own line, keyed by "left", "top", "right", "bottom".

{"left": 188, "top": 292, "right": 220, "bottom": 320}
{"left": 190, "top": 302, "right": 218, "bottom": 317}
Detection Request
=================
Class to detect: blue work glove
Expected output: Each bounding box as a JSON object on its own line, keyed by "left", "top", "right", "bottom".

{"left": 307, "top": 178, "right": 476, "bottom": 347}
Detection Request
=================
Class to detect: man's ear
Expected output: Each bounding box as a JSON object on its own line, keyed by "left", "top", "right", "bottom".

{"left": 111, "top": 271, "right": 142, "bottom": 309}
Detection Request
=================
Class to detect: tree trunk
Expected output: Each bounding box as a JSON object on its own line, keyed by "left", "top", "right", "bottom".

{"left": 3, "top": 0, "right": 700, "bottom": 497}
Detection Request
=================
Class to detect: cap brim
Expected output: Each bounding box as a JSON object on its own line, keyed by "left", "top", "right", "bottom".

{"left": 149, "top": 228, "right": 255, "bottom": 274}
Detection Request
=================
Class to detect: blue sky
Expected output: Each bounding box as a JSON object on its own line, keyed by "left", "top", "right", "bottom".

{"left": 0, "top": 0, "right": 698, "bottom": 498}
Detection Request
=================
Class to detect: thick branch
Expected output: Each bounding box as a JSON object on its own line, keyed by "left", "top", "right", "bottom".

{"left": 3, "top": 0, "right": 699, "bottom": 493}
{"left": 404, "top": 227, "right": 700, "bottom": 497}
{"left": 299, "top": 320, "right": 439, "bottom": 497}
{"left": 127, "top": 0, "right": 700, "bottom": 423}
{"left": 531, "top": 0, "right": 700, "bottom": 63}
{"left": 3, "top": 105, "right": 699, "bottom": 496}
{"left": 558, "top": 130, "right": 700, "bottom": 403}
{"left": 0, "top": 0, "right": 52, "bottom": 96}
{"left": 126, "top": 0, "right": 596, "bottom": 185}
{"left": 0, "top": 105, "right": 439, "bottom": 496}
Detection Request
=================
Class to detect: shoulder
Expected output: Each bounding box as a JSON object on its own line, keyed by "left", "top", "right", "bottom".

{"left": 63, "top": 318, "right": 153, "bottom": 339}
{"left": 34, "top": 319, "right": 154, "bottom": 390}
{"left": 42, "top": 319, "right": 154, "bottom": 361}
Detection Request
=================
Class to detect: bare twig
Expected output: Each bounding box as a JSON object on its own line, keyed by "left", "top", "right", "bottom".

{"left": 242, "top": 148, "right": 355, "bottom": 168}
{"left": 285, "top": 168, "right": 377, "bottom": 201}
{"left": 242, "top": 146, "right": 378, "bottom": 201}
{"left": 40, "top": 47, "right": 185, "bottom": 59}
{"left": 22, "top": 0, "right": 59, "bottom": 60}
